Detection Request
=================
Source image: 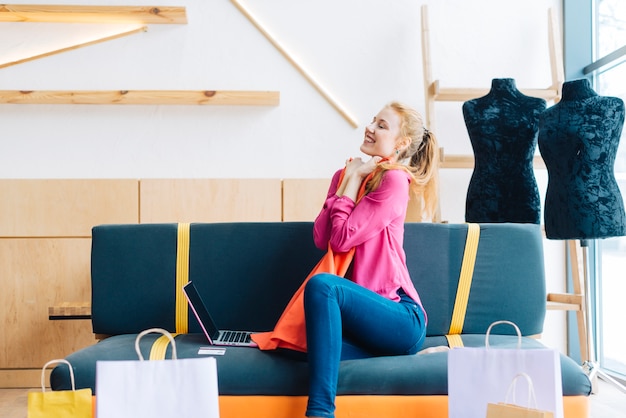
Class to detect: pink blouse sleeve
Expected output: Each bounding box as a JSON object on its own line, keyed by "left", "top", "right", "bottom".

{"left": 327, "top": 169, "right": 410, "bottom": 252}
{"left": 312, "top": 169, "right": 344, "bottom": 250}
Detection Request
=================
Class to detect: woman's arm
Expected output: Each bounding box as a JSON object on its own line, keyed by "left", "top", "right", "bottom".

{"left": 312, "top": 169, "right": 343, "bottom": 249}
{"left": 328, "top": 169, "right": 410, "bottom": 252}
{"left": 314, "top": 158, "right": 379, "bottom": 248}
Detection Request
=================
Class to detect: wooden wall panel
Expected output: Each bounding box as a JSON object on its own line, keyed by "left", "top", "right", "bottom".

{"left": 140, "top": 179, "right": 282, "bottom": 223}
{"left": 1, "top": 177, "right": 420, "bottom": 387}
{"left": 283, "top": 178, "right": 425, "bottom": 222}
{"left": 0, "top": 238, "right": 95, "bottom": 369}
{"left": 406, "top": 194, "right": 425, "bottom": 223}
{"left": 282, "top": 179, "right": 329, "bottom": 222}
{"left": 0, "top": 179, "right": 139, "bottom": 237}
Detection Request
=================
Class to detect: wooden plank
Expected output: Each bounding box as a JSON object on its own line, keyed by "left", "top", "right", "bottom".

{"left": 0, "top": 25, "right": 147, "bottom": 69}
{"left": 547, "top": 292, "right": 584, "bottom": 308}
{"left": 439, "top": 154, "right": 474, "bottom": 169}
{"left": 548, "top": 8, "right": 565, "bottom": 95}
{"left": 48, "top": 302, "right": 92, "bottom": 320}
{"left": 547, "top": 301, "right": 582, "bottom": 311}
{"left": 439, "top": 154, "right": 546, "bottom": 169}
{"left": 0, "top": 4, "right": 187, "bottom": 24}
{"left": 420, "top": 5, "right": 436, "bottom": 131}
{"left": 0, "top": 90, "right": 280, "bottom": 106}
{"left": 231, "top": 0, "right": 358, "bottom": 128}
{"left": 568, "top": 240, "right": 590, "bottom": 364}
{"left": 140, "top": 179, "right": 283, "bottom": 223}
{"left": 0, "top": 238, "right": 96, "bottom": 369}
{"left": 0, "top": 179, "right": 139, "bottom": 237}
{"left": 547, "top": 292, "right": 583, "bottom": 311}
{"left": 432, "top": 85, "right": 560, "bottom": 102}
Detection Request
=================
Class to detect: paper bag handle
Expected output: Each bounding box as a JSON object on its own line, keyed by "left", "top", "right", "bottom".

{"left": 135, "top": 328, "right": 178, "bottom": 360}
{"left": 485, "top": 320, "right": 521, "bottom": 349}
{"left": 505, "top": 372, "right": 539, "bottom": 409}
{"left": 41, "top": 359, "right": 75, "bottom": 393}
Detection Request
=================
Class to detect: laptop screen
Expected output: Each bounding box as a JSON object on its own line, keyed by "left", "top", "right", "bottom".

{"left": 183, "top": 281, "right": 221, "bottom": 342}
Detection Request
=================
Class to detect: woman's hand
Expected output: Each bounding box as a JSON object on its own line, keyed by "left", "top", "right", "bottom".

{"left": 345, "top": 156, "right": 382, "bottom": 180}
{"left": 337, "top": 156, "right": 382, "bottom": 200}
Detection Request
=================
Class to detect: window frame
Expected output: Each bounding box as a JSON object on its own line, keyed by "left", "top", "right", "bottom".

{"left": 563, "top": 0, "right": 626, "bottom": 382}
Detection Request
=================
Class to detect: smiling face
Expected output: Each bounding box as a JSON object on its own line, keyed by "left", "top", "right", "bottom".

{"left": 360, "top": 106, "right": 406, "bottom": 160}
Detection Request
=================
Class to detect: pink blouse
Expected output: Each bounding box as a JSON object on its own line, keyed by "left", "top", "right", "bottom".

{"left": 313, "top": 168, "right": 426, "bottom": 319}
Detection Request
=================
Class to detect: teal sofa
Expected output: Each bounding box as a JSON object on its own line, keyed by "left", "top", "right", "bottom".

{"left": 50, "top": 222, "right": 591, "bottom": 417}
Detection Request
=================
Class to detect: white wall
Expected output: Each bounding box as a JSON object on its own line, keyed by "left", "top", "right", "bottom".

{"left": 0, "top": 0, "right": 569, "bottom": 352}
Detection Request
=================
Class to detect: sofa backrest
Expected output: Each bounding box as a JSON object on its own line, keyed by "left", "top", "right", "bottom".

{"left": 91, "top": 222, "right": 546, "bottom": 337}
{"left": 404, "top": 223, "right": 545, "bottom": 336}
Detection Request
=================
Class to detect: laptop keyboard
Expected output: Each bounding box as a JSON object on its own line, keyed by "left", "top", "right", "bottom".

{"left": 220, "top": 330, "right": 252, "bottom": 344}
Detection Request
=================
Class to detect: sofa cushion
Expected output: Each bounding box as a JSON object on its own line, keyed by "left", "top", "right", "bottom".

{"left": 51, "top": 333, "right": 591, "bottom": 397}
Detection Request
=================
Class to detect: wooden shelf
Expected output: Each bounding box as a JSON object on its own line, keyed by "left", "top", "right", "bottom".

{"left": 0, "top": 90, "right": 280, "bottom": 106}
{"left": 547, "top": 293, "right": 584, "bottom": 311}
{"left": 49, "top": 302, "right": 91, "bottom": 320}
{"left": 0, "top": 4, "right": 187, "bottom": 24}
{"left": 429, "top": 81, "right": 560, "bottom": 103}
{"left": 0, "top": 25, "right": 148, "bottom": 69}
{"left": 440, "top": 153, "right": 546, "bottom": 169}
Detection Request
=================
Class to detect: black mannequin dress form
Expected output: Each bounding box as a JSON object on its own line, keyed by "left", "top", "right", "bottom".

{"left": 463, "top": 78, "right": 547, "bottom": 223}
{"left": 538, "top": 78, "right": 626, "bottom": 239}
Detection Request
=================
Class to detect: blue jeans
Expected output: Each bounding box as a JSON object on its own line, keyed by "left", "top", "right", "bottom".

{"left": 303, "top": 273, "right": 427, "bottom": 418}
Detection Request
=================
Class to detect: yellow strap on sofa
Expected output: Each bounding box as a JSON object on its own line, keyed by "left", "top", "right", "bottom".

{"left": 445, "top": 223, "right": 480, "bottom": 348}
{"left": 149, "top": 334, "right": 178, "bottom": 360}
{"left": 147, "top": 223, "right": 190, "bottom": 359}
{"left": 176, "top": 222, "right": 191, "bottom": 334}
{"left": 445, "top": 334, "right": 463, "bottom": 348}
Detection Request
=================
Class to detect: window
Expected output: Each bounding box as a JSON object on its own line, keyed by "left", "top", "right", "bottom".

{"left": 590, "top": 0, "right": 626, "bottom": 381}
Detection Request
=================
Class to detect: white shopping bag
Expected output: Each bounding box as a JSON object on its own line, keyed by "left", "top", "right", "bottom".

{"left": 448, "top": 321, "right": 563, "bottom": 418}
{"left": 96, "top": 328, "right": 220, "bottom": 418}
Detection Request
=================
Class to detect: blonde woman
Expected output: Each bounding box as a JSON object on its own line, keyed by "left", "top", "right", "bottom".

{"left": 305, "top": 101, "right": 439, "bottom": 418}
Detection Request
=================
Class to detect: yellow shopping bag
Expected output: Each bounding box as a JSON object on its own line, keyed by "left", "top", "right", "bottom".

{"left": 27, "top": 359, "right": 92, "bottom": 418}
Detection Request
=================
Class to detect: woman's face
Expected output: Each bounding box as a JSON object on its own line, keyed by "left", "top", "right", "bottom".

{"left": 360, "top": 107, "right": 403, "bottom": 159}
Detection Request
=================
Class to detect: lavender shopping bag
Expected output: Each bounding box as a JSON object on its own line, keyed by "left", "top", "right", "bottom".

{"left": 448, "top": 321, "right": 563, "bottom": 418}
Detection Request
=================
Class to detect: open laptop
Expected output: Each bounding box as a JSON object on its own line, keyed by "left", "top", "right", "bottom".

{"left": 183, "top": 281, "right": 258, "bottom": 347}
